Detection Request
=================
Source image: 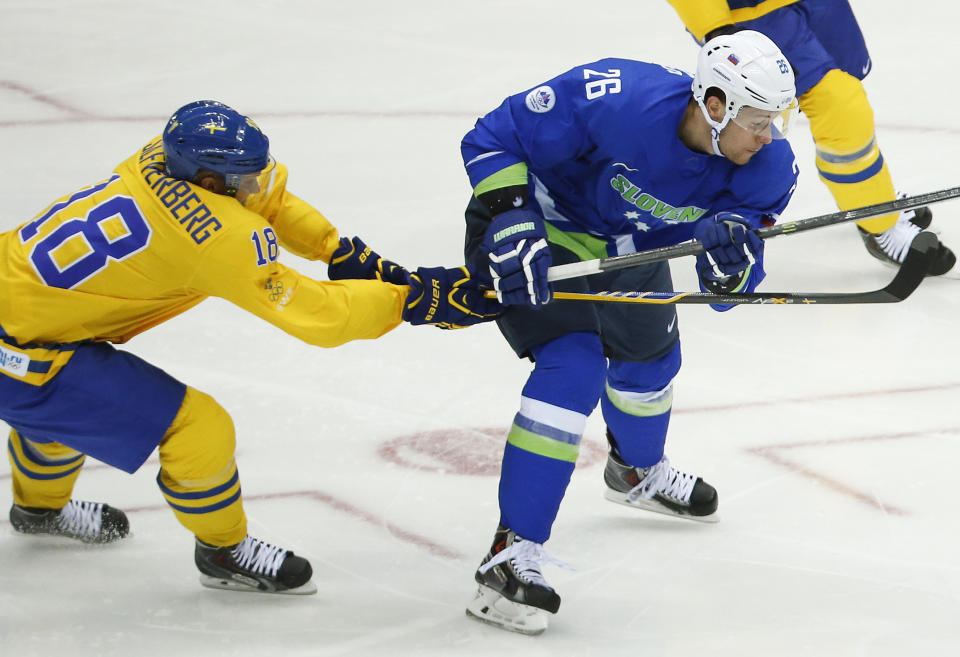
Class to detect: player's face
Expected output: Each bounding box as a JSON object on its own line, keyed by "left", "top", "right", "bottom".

{"left": 226, "top": 158, "right": 274, "bottom": 203}
{"left": 196, "top": 171, "right": 261, "bottom": 202}
{"left": 736, "top": 103, "right": 798, "bottom": 138}
{"left": 229, "top": 173, "right": 261, "bottom": 203}
{"left": 718, "top": 118, "right": 773, "bottom": 165}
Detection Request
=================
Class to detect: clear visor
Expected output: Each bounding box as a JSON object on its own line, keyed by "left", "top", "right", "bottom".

{"left": 731, "top": 101, "right": 798, "bottom": 139}
{"left": 225, "top": 155, "right": 275, "bottom": 199}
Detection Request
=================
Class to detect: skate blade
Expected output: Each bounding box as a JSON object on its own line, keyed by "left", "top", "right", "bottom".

{"left": 603, "top": 489, "right": 719, "bottom": 523}
{"left": 199, "top": 574, "right": 318, "bottom": 595}
{"left": 465, "top": 585, "right": 549, "bottom": 636}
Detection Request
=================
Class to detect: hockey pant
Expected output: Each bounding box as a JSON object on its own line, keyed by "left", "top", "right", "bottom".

{"left": 498, "top": 332, "right": 681, "bottom": 543}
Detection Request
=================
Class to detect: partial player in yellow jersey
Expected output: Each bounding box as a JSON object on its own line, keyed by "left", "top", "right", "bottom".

{"left": 0, "top": 100, "right": 499, "bottom": 595}
{"left": 666, "top": 0, "right": 958, "bottom": 276}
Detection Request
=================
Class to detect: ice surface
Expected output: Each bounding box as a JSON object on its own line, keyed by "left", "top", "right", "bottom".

{"left": 1, "top": 2, "right": 959, "bottom": 655}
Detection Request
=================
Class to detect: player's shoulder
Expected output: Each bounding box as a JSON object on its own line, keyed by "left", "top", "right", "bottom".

{"left": 556, "top": 57, "right": 690, "bottom": 120}
{"left": 574, "top": 57, "right": 690, "bottom": 88}
{"left": 731, "top": 139, "right": 798, "bottom": 208}
{"left": 746, "top": 138, "right": 798, "bottom": 184}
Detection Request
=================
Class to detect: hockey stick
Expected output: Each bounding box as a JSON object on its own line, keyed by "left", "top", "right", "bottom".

{"left": 547, "top": 187, "right": 960, "bottom": 282}
{"left": 536, "top": 231, "right": 937, "bottom": 305}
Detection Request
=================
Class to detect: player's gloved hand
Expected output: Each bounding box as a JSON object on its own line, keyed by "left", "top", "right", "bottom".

{"left": 694, "top": 212, "right": 766, "bottom": 302}
{"left": 481, "top": 208, "right": 552, "bottom": 306}
{"left": 402, "top": 265, "right": 502, "bottom": 329}
{"left": 328, "top": 236, "right": 408, "bottom": 285}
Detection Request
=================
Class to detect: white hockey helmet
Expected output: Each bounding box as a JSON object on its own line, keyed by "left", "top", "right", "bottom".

{"left": 692, "top": 30, "right": 797, "bottom": 155}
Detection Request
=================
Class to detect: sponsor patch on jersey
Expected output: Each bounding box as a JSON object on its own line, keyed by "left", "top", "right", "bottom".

{"left": 0, "top": 343, "right": 30, "bottom": 377}
{"left": 525, "top": 86, "right": 555, "bottom": 113}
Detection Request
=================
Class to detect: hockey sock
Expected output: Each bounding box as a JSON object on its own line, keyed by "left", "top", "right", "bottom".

{"left": 157, "top": 386, "right": 246, "bottom": 546}
{"left": 803, "top": 69, "right": 898, "bottom": 234}
{"left": 601, "top": 343, "right": 681, "bottom": 468}
{"left": 498, "top": 332, "right": 606, "bottom": 542}
{"left": 7, "top": 430, "right": 85, "bottom": 509}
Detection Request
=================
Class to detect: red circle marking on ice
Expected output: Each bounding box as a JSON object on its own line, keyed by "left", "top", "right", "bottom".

{"left": 378, "top": 427, "right": 606, "bottom": 476}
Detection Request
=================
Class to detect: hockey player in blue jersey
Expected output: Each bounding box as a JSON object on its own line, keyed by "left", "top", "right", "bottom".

{"left": 667, "top": 0, "right": 957, "bottom": 276}
{"left": 461, "top": 31, "right": 798, "bottom": 634}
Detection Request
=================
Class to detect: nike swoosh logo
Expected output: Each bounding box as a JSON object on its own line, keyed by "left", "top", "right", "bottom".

{"left": 666, "top": 314, "right": 677, "bottom": 333}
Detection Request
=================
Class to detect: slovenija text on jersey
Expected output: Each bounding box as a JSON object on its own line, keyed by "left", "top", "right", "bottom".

{"left": 610, "top": 173, "right": 708, "bottom": 223}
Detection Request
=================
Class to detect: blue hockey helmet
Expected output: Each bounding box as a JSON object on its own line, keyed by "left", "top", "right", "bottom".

{"left": 162, "top": 100, "right": 270, "bottom": 194}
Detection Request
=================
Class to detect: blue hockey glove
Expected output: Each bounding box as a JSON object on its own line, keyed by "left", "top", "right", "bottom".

{"left": 328, "top": 236, "right": 408, "bottom": 285}
{"left": 694, "top": 212, "right": 766, "bottom": 299}
{"left": 402, "top": 265, "right": 502, "bottom": 329}
{"left": 481, "top": 208, "right": 552, "bottom": 306}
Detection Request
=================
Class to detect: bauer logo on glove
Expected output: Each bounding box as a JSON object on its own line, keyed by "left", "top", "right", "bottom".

{"left": 403, "top": 265, "right": 502, "bottom": 329}
{"left": 328, "top": 236, "right": 409, "bottom": 285}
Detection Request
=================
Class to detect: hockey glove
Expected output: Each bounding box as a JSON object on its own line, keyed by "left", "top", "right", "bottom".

{"left": 328, "top": 236, "right": 409, "bottom": 285}
{"left": 402, "top": 265, "right": 502, "bottom": 329}
{"left": 694, "top": 212, "right": 766, "bottom": 307}
{"left": 481, "top": 208, "right": 552, "bottom": 306}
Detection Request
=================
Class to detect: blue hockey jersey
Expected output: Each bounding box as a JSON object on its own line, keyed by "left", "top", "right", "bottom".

{"left": 461, "top": 58, "right": 798, "bottom": 258}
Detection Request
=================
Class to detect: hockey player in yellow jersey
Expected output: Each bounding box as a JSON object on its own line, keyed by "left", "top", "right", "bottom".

{"left": 0, "top": 100, "right": 499, "bottom": 594}
{"left": 665, "top": 0, "right": 957, "bottom": 276}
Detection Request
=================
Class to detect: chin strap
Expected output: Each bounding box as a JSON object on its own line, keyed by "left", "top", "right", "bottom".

{"left": 696, "top": 99, "right": 731, "bottom": 158}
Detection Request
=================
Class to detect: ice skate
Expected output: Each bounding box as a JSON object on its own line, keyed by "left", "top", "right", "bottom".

{"left": 604, "top": 432, "right": 718, "bottom": 522}
{"left": 9, "top": 500, "right": 130, "bottom": 543}
{"left": 195, "top": 535, "right": 316, "bottom": 595}
{"left": 858, "top": 200, "right": 957, "bottom": 277}
{"left": 465, "top": 526, "right": 568, "bottom": 635}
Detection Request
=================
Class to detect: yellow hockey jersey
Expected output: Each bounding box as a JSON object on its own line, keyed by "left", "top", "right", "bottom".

{"left": 0, "top": 138, "right": 407, "bottom": 355}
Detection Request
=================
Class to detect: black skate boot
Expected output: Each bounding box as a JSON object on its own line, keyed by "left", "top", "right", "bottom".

{"left": 9, "top": 500, "right": 130, "bottom": 543}
{"left": 858, "top": 201, "right": 956, "bottom": 276}
{"left": 465, "top": 525, "right": 567, "bottom": 635}
{"left": 604, "top": 429, "right": 718, "bottom": 521}
{"left": 194, "top": 535, "right": 315, "bottom": 595}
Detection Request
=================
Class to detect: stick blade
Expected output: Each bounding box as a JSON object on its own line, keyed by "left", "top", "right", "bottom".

{"left": 877, "top": 230, "right": 939, "bottom": 302}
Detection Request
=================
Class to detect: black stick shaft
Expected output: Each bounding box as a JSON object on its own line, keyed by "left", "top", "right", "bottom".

{"left": 545, "top": 232, "right": 937, "bottom": 306}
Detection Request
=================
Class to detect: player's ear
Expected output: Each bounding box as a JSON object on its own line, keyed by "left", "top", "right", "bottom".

{"left": 193, "top": 171, "right": 226, "bottom": 194}
{"left": 705, "top": 95, "right": 725, "bottom": 123}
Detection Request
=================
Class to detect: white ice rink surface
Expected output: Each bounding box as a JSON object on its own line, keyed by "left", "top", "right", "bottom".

{"left": 2, "top": 1, "right": 959, "bottom": 655}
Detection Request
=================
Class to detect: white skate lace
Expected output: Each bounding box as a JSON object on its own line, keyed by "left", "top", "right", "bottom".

{"left": 56, "top": 500, "right": 103, "bottom": 539}
{"left": 874, "top": 216, "right": 921, "bottom": 263}
{"left": 626, "top": 457, "right": 696, "bottom": 504}
{"left": 231, "top": 537, "right": 288, "bottom": 577}
{"left": 478, "top": 538, "right": 572, "bottom": 586}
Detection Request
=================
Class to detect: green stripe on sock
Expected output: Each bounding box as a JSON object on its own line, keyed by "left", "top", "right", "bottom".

{"left": 507, "top": 424, "right": 580, "bottom": 463}
{"left": 605, "top": 381, "right": 673, "bottom": 417}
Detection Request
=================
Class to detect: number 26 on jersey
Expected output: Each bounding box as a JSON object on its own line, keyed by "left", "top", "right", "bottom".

{"left": 583, "top": 68, "right": 621, "bottom": 100}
